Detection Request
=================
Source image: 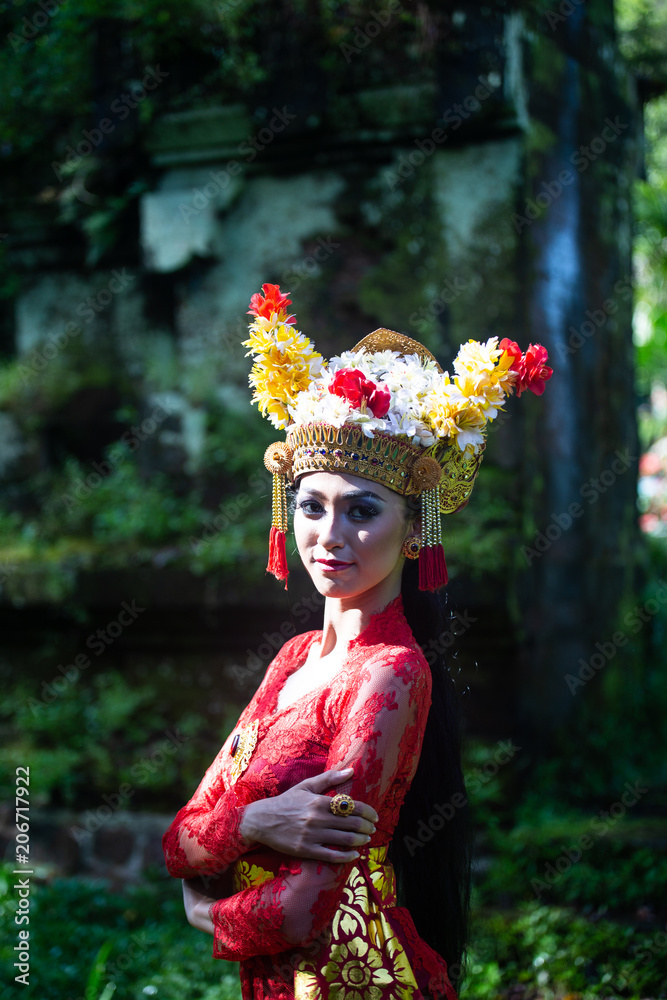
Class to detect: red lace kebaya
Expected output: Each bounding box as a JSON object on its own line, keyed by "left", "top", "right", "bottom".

{"left": 163, "top": 595, "right": 457, "bottom": 1000}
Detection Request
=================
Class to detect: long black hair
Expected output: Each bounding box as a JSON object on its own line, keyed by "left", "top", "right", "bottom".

{"left": 388, "top": 556, "right": 472, "bottom": 987}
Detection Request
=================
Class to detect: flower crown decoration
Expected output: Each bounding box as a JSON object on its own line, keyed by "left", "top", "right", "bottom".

{"left": 244, "top": 283, "right": 552, "bottom": 591}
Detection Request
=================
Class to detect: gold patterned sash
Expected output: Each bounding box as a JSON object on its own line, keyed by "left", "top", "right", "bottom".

{"left": 296, "top": 846, "right": 420, "bottom": 999}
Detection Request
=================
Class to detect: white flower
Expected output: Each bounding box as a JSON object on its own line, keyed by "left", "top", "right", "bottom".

{"left": 453, "top": 337, "right": 501, "bottom": 379}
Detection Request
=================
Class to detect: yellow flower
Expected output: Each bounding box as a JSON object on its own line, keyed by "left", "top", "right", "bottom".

{"left": 425, "top": 385, "right": 487, "bottom": 452}
{"left": 250, "top": 391, "right": 291, "bottom": 429}
{"left": 243, "top": 320, "right": 323, "bottom": 428}
{"left": 453, "top": 337, "right": 517, "bottom": 399}
{"left": 453, "top": 371, "right": 507, "bottom": 417}
{"left": 453, "top": 337, "right": 501, "bottom": 377}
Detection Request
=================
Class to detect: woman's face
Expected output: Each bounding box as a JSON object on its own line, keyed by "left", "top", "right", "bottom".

{"left": 293, "top": 471, "right": 413, "bottom": 602}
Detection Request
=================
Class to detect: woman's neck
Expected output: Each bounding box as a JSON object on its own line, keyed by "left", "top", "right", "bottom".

{"left": 316, "top": 575, "right": 402, "bottom": 659}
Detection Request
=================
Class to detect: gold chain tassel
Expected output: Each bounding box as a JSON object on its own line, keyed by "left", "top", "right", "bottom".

{"left": 264, "top": 442, "right": 292, "bottom": 588}
{"left": 418, "top": 486, "right": 448, "bottom": 591}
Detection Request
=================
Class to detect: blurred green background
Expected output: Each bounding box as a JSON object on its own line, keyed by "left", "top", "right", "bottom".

{"left": 0, "top": 1, "right": 666, "bottom": 998}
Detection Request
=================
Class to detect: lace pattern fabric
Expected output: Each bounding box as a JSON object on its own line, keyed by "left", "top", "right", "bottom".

{"left": 162, "top": 595, "right": 457, "bottom": 1000}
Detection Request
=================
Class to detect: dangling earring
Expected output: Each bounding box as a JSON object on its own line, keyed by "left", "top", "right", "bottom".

{"left": 402, "top": 535, "right": 423, "bottom": 560}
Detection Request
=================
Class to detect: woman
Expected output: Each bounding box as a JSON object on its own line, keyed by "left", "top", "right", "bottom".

{"left": 162, "top": 285, "right": 552, "bottom": 999}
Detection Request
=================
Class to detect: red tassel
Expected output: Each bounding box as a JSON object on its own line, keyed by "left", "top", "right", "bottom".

{"left": 267, "top": 525, "right": 289, "bottom": 588}
{"left": 418, "top": 543, "right": 448, "bottom": 592}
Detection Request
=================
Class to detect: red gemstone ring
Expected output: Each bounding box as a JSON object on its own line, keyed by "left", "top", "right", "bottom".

{"left": 330, "top": 793, "right": 355, "bottom": 817}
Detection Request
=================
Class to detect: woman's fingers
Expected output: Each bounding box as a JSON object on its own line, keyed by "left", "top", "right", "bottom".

{"left": 241, "top": 768, "right": 379, "bottom": 858}
{"left": 182, "top": 879, "right": 215, "bottom": 935}
{"left": 307, "top": 845, "right": 365, "bottom": 864}
{"left": 297, "top": 767, "right": 354, "bottom": 792}
{"left": 297, "top": 768, "right": 380, "bottom": 826}
{"left": 312, "top": 826, "right": 373, "bottom": 848}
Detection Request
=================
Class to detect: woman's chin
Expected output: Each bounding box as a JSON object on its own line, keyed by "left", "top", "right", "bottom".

{"left": 307, "top": 569, "right": 360, "bottom": 598}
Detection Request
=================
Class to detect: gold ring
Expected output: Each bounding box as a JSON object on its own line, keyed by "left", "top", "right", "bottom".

{"left": 330, "top": 793, "right": 355, "bottom": 817}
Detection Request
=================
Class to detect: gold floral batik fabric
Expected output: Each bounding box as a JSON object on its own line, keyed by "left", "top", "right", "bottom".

{"left": 292, "top": 845, "right": 444, "bottom": 1000}
{"left": 162, "top": 595, "right": 457, "bottom": 1000}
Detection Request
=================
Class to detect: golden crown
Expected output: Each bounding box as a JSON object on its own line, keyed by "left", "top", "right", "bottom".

{"left": 244, "top": 284, "right": 552, "bottom": 590}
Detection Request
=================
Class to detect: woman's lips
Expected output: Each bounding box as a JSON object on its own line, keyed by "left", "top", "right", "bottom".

{"left": 315, "top": 559, "right": 353, "bottom": 572}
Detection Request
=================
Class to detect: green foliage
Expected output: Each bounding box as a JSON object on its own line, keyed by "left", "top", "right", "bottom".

{"left": 616, "top": 0, "right": 667, "bottom": 87}
{"left": 2, "top": 864, "right": 665, "bottom": 999}
{"left": 479, "top": 813, "right": 667, "bottom": 910}
{"left": 0, "top": 0, "right": 263, "bottom": 163}
{"left": 0, "top": 394, "right": 274, "bottom": 592}
{"left": 466, "top": 901, "right": 667, "bottom": 999}
{"left": 634, "top": 172, "right": 667, "bottom": 407}
{"left": 445, "top": 466, "right": 520, "bottom": 579}
{"left": 0, "top": 863, "right": 242, "bottom": 1000}
{"left": 0, "top": 668, "right": 238, "bottom": 808}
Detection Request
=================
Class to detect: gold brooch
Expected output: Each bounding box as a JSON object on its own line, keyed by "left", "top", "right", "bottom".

{"left": 229, "top": 720, "right": 259, "bottom": 784}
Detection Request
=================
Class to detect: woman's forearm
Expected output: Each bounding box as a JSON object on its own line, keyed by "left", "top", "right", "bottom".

{"left": 182, "top": 879, "right": 215, "bottom": 935}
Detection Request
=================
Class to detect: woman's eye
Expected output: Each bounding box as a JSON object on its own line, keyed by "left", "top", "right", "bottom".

{"left": 297, "top": 500, "right": 323, "bottom": 515}
{"left": 348, "top": 504, "right": 379, "bottom": 520}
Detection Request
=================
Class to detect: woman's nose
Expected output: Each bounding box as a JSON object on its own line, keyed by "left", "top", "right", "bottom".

{"left": 318, "top": 510, "right": 345, "bottom": 549}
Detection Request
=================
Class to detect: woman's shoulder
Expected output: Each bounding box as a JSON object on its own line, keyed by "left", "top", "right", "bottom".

{"left": 350, "top": 604, "right": 428, "bottom": 672}
{"left": 262, "top": 628, "right": 321, "bottom": 678}
{"left": 280, "top": 628, "right": 321, "bottom": 660}
{"left": 364, "top": 639, "right": 430, "bottom": 681}
{"left": 345, "top": 637, "right": 431, "bottom": 705}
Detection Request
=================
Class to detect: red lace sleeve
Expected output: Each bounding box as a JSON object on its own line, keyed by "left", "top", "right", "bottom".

{"left": 209, "top": 646, "right": 431, "bottom": 961}
{"left": 162, "top": 639, "right": 300, "bottom": 878}
{"left": 162, "top": 757, "right": 266, "bottom": 878}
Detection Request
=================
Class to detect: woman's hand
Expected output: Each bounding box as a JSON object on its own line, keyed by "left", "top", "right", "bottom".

{"left": 182, "top": 877, "right": 216, "bottom": 935}
{"left": 239, "top": 767, "right": 378, "bottom": 863}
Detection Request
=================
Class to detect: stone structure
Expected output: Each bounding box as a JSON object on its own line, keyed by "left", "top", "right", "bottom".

{"left": 2, "top": 0, "right": 640, "bottom": 774}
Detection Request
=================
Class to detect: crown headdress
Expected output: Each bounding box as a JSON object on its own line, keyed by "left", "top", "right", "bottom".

{"left": 244, "top": 283, "right": 553, "bottom": 591}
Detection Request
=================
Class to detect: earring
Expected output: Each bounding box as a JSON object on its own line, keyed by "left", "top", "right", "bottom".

{"left": 402, "top": 535, "right": 422, "bottom": 560}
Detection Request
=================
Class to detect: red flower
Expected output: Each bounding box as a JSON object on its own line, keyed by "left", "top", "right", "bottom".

{"left": 517, "top": 344, "right": 553, "bottom": 396}
{"left": 329, "top": 368, "right": 391, "bottom": 417}
{"left": 640, "top": 453, "right": 662, "bottom": 476}
{"left": 500, "top": 339, "right": 553, "bottom": 396}
{"left": 247, "top": 283, "right": 295, "bottom": 323}
{"left": 499, "top": 338, "right": 523, "bottom": 370}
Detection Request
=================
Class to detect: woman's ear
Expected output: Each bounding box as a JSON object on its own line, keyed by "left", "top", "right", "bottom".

{"left": 403, "top": 497, "right": 422, "bottom": 540}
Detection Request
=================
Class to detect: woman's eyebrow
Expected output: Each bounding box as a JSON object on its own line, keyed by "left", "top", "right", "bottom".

{"left": 299, "top": 488, "right": 385, "bottom": 502}
{"left": 341, "top": 490, "right": 385, "bottom": 502}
